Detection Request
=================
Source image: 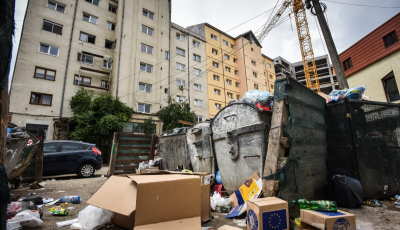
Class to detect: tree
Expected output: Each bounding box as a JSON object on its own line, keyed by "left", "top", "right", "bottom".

{"left": 69, "top": 88, "right": 134, "bottom": 145}
{"left": 156, "top": 99, "right": 196, "bottom": 131}
{"left": 142, "top": 117, "right": 156, "bottom": 135}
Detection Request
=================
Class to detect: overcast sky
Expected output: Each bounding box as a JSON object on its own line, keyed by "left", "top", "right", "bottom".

{"left": 9, "top": 0, "right": 400, "bottom": 86}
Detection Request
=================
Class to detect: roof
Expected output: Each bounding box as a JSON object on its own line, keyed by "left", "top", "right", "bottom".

{"left": 234, "top": 30, "right": 263, "bottom": 48}
{"left": 262, "top": 54, "right": 274, "bottom": 61}
{"left": 171, "top": 22, "right": 206, "bottom": 42}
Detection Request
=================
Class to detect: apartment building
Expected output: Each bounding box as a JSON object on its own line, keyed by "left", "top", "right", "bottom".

{"left": 170, "top": 23, "right": 208, "bottom": 122}
{"left": 10, "top": 0, "right": 170, "bottom": 139}
{"left": 274, "top": 55, "right": 337, "bottom": 94}
{"left": 186, "top": 23, "right": 276, "bottom": 118}
{"left": 338, "top": 13, "right": 400, "bottom": 103}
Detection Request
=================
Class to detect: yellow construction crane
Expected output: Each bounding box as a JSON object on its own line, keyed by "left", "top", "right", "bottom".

{"left": 258, "top": 0, "right": 320, "bottom": 92}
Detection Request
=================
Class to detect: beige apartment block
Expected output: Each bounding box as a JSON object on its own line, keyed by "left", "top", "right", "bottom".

{"left": 10, "top": 0, "right": 171, "bottom": 139}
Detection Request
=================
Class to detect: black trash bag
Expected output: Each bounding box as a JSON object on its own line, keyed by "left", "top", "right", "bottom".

{"left": 327, "top": 174, "right": 363, "bottom": 208}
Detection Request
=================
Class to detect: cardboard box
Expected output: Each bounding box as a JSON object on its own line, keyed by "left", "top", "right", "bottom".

{"left": 246, "top": 197, "right": 289, "bottom": 230}
{"left": 87, "top": 174, "right": 201, "bottom": 230}
{"left": 300, "top": 209, "right": 356, "bottom": 230}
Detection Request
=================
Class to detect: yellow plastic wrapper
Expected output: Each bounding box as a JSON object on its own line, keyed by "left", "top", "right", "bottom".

{"left": 295, "top": 217, "right": 301, "bottom": 227}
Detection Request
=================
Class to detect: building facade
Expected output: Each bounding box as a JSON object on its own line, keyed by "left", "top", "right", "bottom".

{"left": 338, "top": 13, "right": 400, "bottom": 103}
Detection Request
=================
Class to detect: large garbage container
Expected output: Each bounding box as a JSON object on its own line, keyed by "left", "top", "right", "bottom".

{"left": 159, "top": 127, "right": 191, "bottom": 170}
{"left": 211, "top": 102, "right": 272, "bottom": 194}
{"left": 186, "top": 121, "right": 214, "bottom": 175}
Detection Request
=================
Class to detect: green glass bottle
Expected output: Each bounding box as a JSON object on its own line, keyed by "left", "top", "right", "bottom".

{"left": 292, "top": 199, "right": 337, "bottom": 212}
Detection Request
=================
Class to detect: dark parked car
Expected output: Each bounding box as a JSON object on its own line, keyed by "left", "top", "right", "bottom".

{"left": 43, "top": 140, "right": 102, "bottom": 178}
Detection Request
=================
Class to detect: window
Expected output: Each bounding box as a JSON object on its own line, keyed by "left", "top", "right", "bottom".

{"left": 103, "top": 59, "right": 112, "bottom": 69}
{"left": 109, "top": 4, "right": 117, "bottom": 13}
{"left": 140, "top": 63, "right": 153, "bottom": 73}
{"left": 213, "top": 75, "right": 219, "bottom": 81}
{"left": 251, "top": 48, "right": 254, "bottom": 51}
{"left": 164, "top": 88, "right": 169, "bottom": 94}
{"left": 223, "top": 40, "right": 229, "bottom": 46}
{"left": 225, "top": 66, "right": 231, "bottom": 72}
{"left": 176, "top": 96, "right": 186, "bottom": 103}
{"left": 211, "top": 34, "right": 217, "bottom": 40}
{"left": 176, "top": 33, "right": 185, "bottom": 41}
{"left": 123, "top": 122, "right": 155, "bottom": 133}
{"left": 61, "top": 143, "right": 86, "bottom": 152}
{"left": 193, "top": 40, "right": 200, "bottom": 48}
{"left": 194, "top": 99, "right": 203, "bottom": 107}
{"left": 194, "top": 68, "right": 201, "bottom": 76}
{"left": 176, "top": 47, "right": 185, "bottom": 56}
{"left": 231, "top": 44, "right": 235, "bottom": 49}
{"left": 46, "top": 1, "right": 66, "bottom": 13}
{"left": 253, "top": 72, "right": 257, "bottom": 77}
{"left": 343, "top": 58, "right": 353, "bottom": 71}
{"left": 79, "top": 32, "right": 95, "bottom": 44}
{"left": 213, "top": 62, "right": 219, "bottom": 68}
{"left": 142, "top": 25, "right": 154, "bottom": 36}
{"left": 235, "top": 70, "right": 238, "bottom": 75}
{"left": 227, "top": 92, "right": 233, "bottom": 98}
{"left": 42, "top": 20, "right": 62, "bottom": 35}
{"left": 107, "top": 21, "right": 116, "bottom": 31}
{"left": 271, "top": 84, "right": 274, "bottom": 89}
{"left": 236, "top": 94, "right": 240, "bottom": 100}
{"left": 235, "top": 82, "right": 239, "bottom": 87}
{"left": 233, "top": 58, "right": 237, "bottom": 63}
{"left": 139, "top": 83, "right": 152, "bottom": 93}
{"left": 165, "top": 51, "right": 170, "bottom": 60}
{"left": 43, "top": 142, "right": 60, "bottom": 154}
{"left": 194, "top": 84, "right": 202, "bottom": 91}
{"left": 82, "top": 12, "right": 98, "bottom": 24}
{"left": 269, "top": 74, "right": 273, "bottom": 79}
{"left": 267, "top": 63, "right": 272, "bottom": 68}
{"left": 214, "top": 89, "right": 220, "bottom": 95}
{"left": 74, "top": 75, "right": 91, "bottom": 85}
{"left": 30, "top": 92, "right": 52, "bottom": 105}
{"left": 138, "top": 103, "right": 151, "bottom": 113}
{"left": 383, "top": 72, "right": 400, "bottom": 102}
{"left": 39, "top": 43, "right": 59, "bottom": 56}
{"left": 224, "top": 54, "right": 230, "bottom": 60}
{"left": 34, "top": 67, "right": 55, "bottom": 80}
{"left": 141, "top": 44, "right": 153, "bottom": 54}
{"left": 212, "top": 49, "right": 218, "bottom": 55}
{"left": 254, "top": 84, "right": 259, "bottom": 89}
{"left": 193, "top": 54, "right": 201, "bottom": 62}
{"left": 251, "top": 60, "right": 256, "bottom": 66}
{"left": 105, "top": 40, "right": 114, "bottom": 49}
{"left": 176, "top": 63, "right": 185, "bottom": 71}
{"left": 77, "top": 53, "right": 94, "bottom": 64}
{"left": 226, "top": 79, "right": 232, "bottom": 85}
{"left": 215, "top": 103, "right": 221, "bottom": 110}
{"left": 143, "top": 9, "right": 154, "bottom": 19}
{"left": 196, "top": 116, "right": 203, "bottom": 122}
{"left": 176, "top": 79, "right": 185, "bottom": 86}
{"left": 85, "top": 0, "right": 99, "bottom": 6}
{"left": 101, "top": 80, "right": 109, "bottom": 89}
{"left": 383, "top": 31, "right": 398, "bottom": 48}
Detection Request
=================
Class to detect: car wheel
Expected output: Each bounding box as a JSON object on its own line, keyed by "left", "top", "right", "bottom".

{"left": 78, "top": 163, "right": 95, "bottom": 178}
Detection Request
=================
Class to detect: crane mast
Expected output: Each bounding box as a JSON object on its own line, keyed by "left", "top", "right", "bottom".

{"left": 257, "top": 0, "right": 320, "bottom": 92}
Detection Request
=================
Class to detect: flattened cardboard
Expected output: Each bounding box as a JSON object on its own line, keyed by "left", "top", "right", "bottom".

{"left": 300, "top": 209, "right": 356, "bottom": 230}
{"left": 230, "top": 171, "right": 262, "bottom": 207}
{"left": 247, "top": 197, "right": 289, "bottom": 230}
{"left": 87, "top": 174, "right": 201, "bottom": 230}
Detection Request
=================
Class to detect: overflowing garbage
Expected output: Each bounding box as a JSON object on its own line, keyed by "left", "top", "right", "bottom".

{"left": 242, "top": 90, "right": 274, "bottom": 111}
{"left": 328, "top": 85, "right": 367, "bottom": 102}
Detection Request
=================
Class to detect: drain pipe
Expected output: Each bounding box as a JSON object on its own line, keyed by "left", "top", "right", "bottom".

{"left": 59, "top": 0, "right": 78, "bottom": 118}
{"left": 116, "top": 0, "right": 126, "bottom": 98}
{"left": 167, "top": 0, "right": 172, "bottom": 101}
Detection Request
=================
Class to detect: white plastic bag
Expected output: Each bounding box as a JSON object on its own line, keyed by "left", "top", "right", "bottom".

{"left": 7, "top": 210, "right": 43, "bottom": 229}
{"left": 78, "top": 205, "right": 114, "bottom": 230}
{"left": 70, "top": 223, "right": 83, "bottom": 229}
{"left": 210, "top": 192, "right": 231, "bottom": 211}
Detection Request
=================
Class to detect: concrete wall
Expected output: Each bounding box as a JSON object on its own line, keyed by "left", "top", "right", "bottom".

{"left": 347, "top": 50, "right": 400, "bottom": 103}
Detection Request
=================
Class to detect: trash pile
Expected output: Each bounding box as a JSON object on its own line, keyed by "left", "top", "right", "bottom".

{"left": 242, "top": 90, "right": 274, "bottom": 111}
{"left": 325, "top": 85, "right": 367, "bottom": 103}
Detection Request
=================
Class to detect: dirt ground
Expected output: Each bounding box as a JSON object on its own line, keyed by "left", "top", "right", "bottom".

{"left": 10, "top": 166, "right": 400, "bottom": 230}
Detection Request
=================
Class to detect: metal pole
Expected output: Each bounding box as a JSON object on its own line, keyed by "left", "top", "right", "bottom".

{"left": 311, "top": 0, "right": 349, "bottom": 89}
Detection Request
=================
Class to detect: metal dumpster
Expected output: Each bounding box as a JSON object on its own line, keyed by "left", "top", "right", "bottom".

{"left": 186, "top": 121, "right": 214, "bottom": 175}
{"left": 159, "top": 127, "right": 191, "bottom": 170}
{"left": 211, "top": 102, "right": 272, "bottom": 194}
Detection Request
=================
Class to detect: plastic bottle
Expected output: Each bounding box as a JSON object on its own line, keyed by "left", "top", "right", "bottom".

{"left": 292, "top": 199, "right": 337, "bottom": 212}
{"left": 60, "top": 196, "right": 81, "bottom": 204}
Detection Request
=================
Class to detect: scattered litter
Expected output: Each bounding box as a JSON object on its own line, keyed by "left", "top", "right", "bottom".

{"left": 67, "top": 207, "right": 76, "bottom": 211}
{"left": 210, "top": 192, "right": 231, "bottom": 212}
{"left": 294, "top": 217, "right": 301, "bottom": 227}
{"left": 363, "top": 199, "right": 383, "bottom": 207}
{"left": 56, "top": 218, "right": 79, "bottom": 227}
{"left": 57, "top": 190, "right": 65, "bottom": 193}
{"left": 212, "top": 215, "right": 219, "bottom": 219}
{"left": 70, "top": 223, "right": 83, "bottom": 229}
{"left": 215, "top": 171, "right": 222, "bottom": 184}
{"left": 60, "top": 195, "right": 81, "bottom": 204}
{"left": 23, "top": 196, "right": 43, "bottom": 205}
{"left": 201, "top": 227, "right": 214, "bottom": 230}
{"left": 51, "top": 178, "right": 56, "bottom": 181}
{"left": 101, "top": 174, "right": 105, "bottom": 178}
{"left": 78, "top": 205, "right": 114, "bottom": 230}
{"left": 29, "top": 181, "right": 45, "bottom": 189}
{"left": 50, "top": 203, "right": 69, "bottom": 216}
{"left": 7, "top": 210, "right": 43, "bottom": 229}
{"left": 293, "top": 199, "right": 338, "bottom": 212}
{"left": 217, "top": 225, "right": 241, "bottom": 230}
{"left": 233, "top": 218, "right": 247, "bottom": 227}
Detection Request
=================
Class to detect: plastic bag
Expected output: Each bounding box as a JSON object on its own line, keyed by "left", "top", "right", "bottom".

{"left": 70, "top": 223, "right": 83, "bottom": 229}
{"left": 243, "top": 90, "right": 273, "bottom": 110}
{"left": 7, "top": 210, "right": 43, "bottom": 229}
{"left": 329, "top": 86, "right": 366, "bottom": 102}
{"left": 78, "top": 205, "right": 114, "bottom": 230}
{"left": 210, "top": 192, "right": 231, "bottom": 211}
{"left": 7, "top": 202, "right": 23, "bottom": 217}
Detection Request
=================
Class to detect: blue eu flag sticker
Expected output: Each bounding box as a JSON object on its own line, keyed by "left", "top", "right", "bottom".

{"left": 262, "top": 209, "right": 288, "bottom": 230}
